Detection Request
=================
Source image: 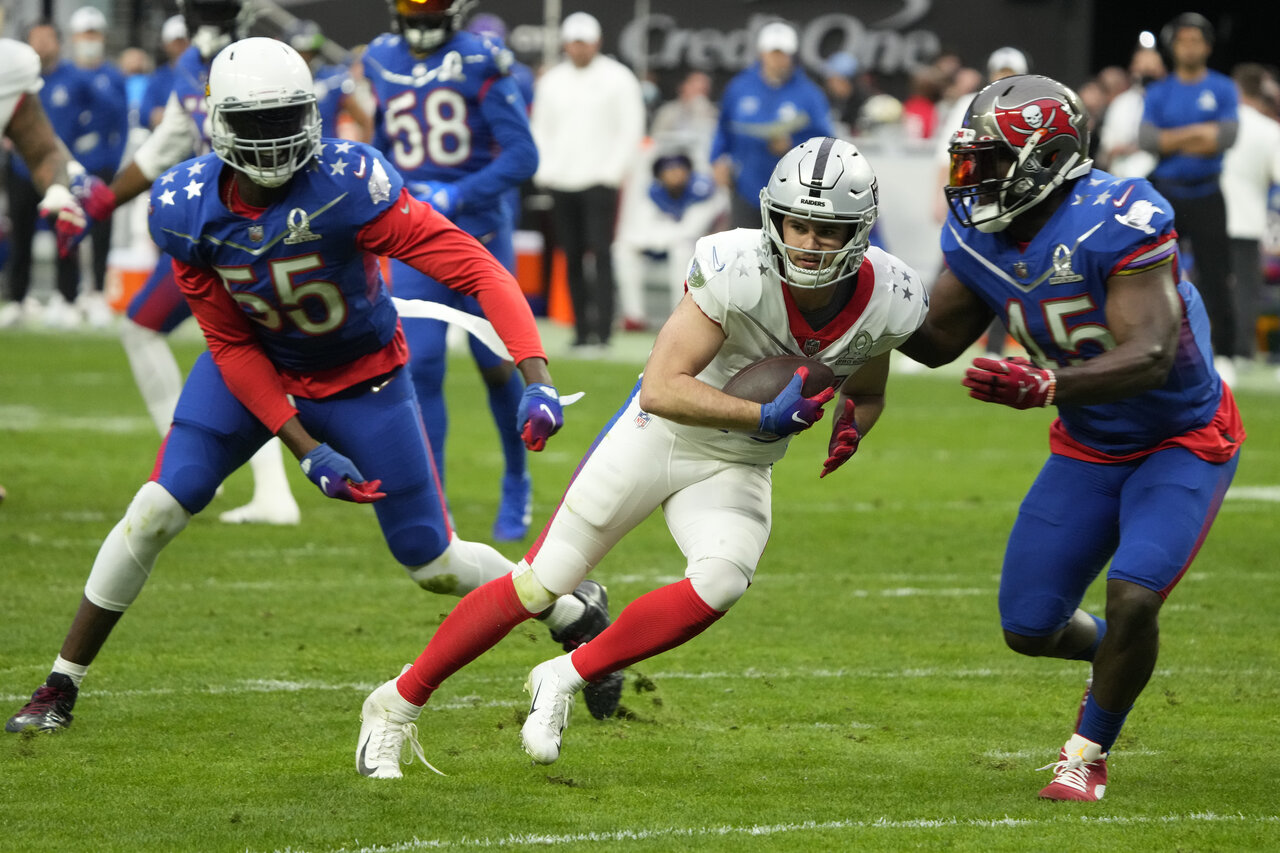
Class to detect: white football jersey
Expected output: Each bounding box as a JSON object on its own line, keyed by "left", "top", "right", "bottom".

{"left": 0, "top": 40, "right": 43, "bottom": 137}
{"left": 670, "top": 228, "right": 928, "bottom": 464}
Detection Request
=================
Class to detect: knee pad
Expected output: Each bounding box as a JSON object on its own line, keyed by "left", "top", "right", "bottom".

{"left": 387, "top": 522, "right": 451, "bottom": 570}
{"left": 406, "top": 536, "right": 514, "bottom": 596}
{"left": 85, "top": 482, "right": 190, "bottom": 611}
{"left": 687, "top": 557, "right": 751, "bottom": 612}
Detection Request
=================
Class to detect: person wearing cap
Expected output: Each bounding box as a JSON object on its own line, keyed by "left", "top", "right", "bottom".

{"left": 612, "top": 150, "right": 727, "bottom": 328}
{"left": 821, "top": 51, "right": 864, "bottom": 138}
{"left": 1140, "top": 12, "right": 1239, "bottom": 383}
{"left": 710, "top": 20, "right": 832, "bottom": 229}
{"left": 530, "top": 11, "right": 646, "bottom": 352}
{"left": 139, "top": 16, "right": 190, "bottom": 131}
{"left": 1098, "top": 44, "right": 1166, "bottom": 179}
{"left": 68, "top": 5, "right": 129, "bottom": 329}
{"left": 284, "top": 19, "right": 372, "bottom": 142}
{"left": 2, "top": 20, "right": 95, "bottom": 329}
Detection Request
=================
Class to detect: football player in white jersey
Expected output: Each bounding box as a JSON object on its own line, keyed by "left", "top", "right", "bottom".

{"left": 354, "top": 137, "right": 928, "bottom": 778}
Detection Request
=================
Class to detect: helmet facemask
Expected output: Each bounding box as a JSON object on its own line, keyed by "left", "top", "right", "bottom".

{"left": 760, "top": 201, "right": 875, "bottom": 289}
{"left": 388, "top": 0, "right": 476, "bottom": 54}
{"left": 212, "top": 100, "right": 321, "bottom": 188}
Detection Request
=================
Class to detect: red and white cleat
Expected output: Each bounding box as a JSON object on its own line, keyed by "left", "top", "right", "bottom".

{"left": 1038, "top": 736, "right": 1108, "bottom": 801}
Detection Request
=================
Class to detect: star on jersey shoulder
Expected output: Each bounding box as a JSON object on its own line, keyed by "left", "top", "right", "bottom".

{"left": 184, "top": 179, "right": 204, "bottom": 199}
{"left": 159, "top": 171, "right": 176, "bottom": 185}
{"left": 332, "top": 141, "right": 354, "bottom": 154}
{"left": 329, "top": 159, "right": 348, "bottom": 176}
{"left": 158, "top": 188, "right": 176, "bottom": 206}
{"left": 187, "top": 161, "right": 206, "bottom": 177}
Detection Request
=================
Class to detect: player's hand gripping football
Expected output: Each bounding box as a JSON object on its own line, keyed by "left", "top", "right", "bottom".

{"left": 963, "top": 356, "right": 1057, "bottom": 409}
{"left": 299, "top": 444, "right": 386, "bottom": 503}
{"left": 40, "top": 172, "right": 117, "bottom": 259}
{"left": 820, "top": 398, "right": 861, "bottom": 478}
{"left": 758, "top": 367, "right": 835, "bottom": 437}
{"left": 517, "top": 383, "right": 564, "bottom": 451}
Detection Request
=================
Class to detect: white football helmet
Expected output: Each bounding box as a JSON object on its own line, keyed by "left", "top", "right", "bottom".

{"left": 760, "top": 137, "right": 879, "bottom": 289}
{"left": 208, "top": 38, "right": 321, "bottom": 188}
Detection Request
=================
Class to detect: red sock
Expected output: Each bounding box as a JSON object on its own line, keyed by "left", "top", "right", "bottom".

{"left": 396, "top": 573, "right": 534, "bottom": 705}
{"left": 571, "top": 579, "right": 722, "bottom": 682}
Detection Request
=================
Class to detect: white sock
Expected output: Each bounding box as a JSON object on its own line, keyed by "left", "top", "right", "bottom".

{"left": 539, "top": 594, "right": 585, "bottom": 632}
{"left": 550, "top": 653, "right": 587, "bottom": 692}
{"left": 120, "top": 321, "right": 182, "bottom": 436}
{"left": 246, "top": 438, "right": 295, "bottom": 504}
{"left": 52, "top": 655, "right": 89, "bottom": 688}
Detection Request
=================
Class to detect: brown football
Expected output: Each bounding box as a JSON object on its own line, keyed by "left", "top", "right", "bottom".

{"left": 721, "top": 355, "right": 837, "bottom": 404}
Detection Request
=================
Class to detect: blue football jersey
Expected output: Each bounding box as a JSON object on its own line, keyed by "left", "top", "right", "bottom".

{"left": 148, "top": 141, "right": 403, "bottom": 373}
{"left": 942, "top": 169, "right": 1221, "bottom": 455}
{"left": 313, "top": 62, "right": 354, "bottom": 139}
{"left": 361, "top": 30, "right": 535, "bottom": 237}
{"left": 171, "top": 46, "right": 213, "bottom": 152}
{"left": 76, "top": 62, "right": 128, "bottom": 174}
{"left": 10, "top": 61, "right": 90, "bottom": 180}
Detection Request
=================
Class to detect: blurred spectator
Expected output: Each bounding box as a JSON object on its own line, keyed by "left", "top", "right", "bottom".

{"left": 1096, "top": 65, "right": 1130, "bottom": 105}
{"left": 1076, "top": 78, "right": 1107, "bottom": 159}
{"left": 856, "top": 93, "right": 904, "bottom": 137}
{"left": 2, "top": 21, "right": 91, "bottom": 328}
{"left": 117, "top": 48, "right": 153, "bottom": 129}
{"left": 68, "top": 5, "right": 128, "bottom": 328}
{"left": 1140, "top": 12, "right": 1239, "bottom": 379}
{"left": 1098, "top": 44, "right": 1165, "bottom": 177}
{"left": 284, "top": 19, "right": 373, "bottom": 142}
{"left": 822, "top": 51, "right": 864, "bottom": 137}
{"left": 139, "top": 16, "right": 189, "bottom": 131}
{"left": 650, "top": 71, "right": 718, "bottom": 169}
{"left": 1222, "top": 63, "right": 1280, "bottom": 369}
{"left": 613, "top": 150, "right": 727, "bottom": 330}
{"left": 711, "top": 21, "right": 831, "bottom": 228}
{"left": 531, "top": 11, "right": 645, "bottom": 351}
{"left": 900, "top": 65, "right": 943, "bottom": 139}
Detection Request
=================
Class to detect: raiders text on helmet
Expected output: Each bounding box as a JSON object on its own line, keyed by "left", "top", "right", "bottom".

{"left": 945, "top": 74, "right": 1093, "bottom": 233}
{"left": 759, "top": 136, "right": 879, "bottom": 289}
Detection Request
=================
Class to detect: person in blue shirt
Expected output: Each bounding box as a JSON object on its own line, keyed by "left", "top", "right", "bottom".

{"left": 363, "top": 0, "right": 540, "bottom": 543}
{"left": 3, "top": 20, "right": 94, "bottom": 326}
{"left": 139, "top": 16, "right": 190, "bottom": 131}
{"left": 901, "top": 75, "right": 1243, "bottom": 802}
{"left": 710, "top": 21, "right": 832, "bottom": 228}
{"left": 1139, "top": 12, "right": 1239, "bottom": 378}
{"left": 283, "top": 19, "right": 373, "bottom": 142}
{"left": 68, "top": 6, "right": 129, "bottom": 327}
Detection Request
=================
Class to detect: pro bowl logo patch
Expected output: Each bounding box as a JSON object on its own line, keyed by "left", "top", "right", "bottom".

{"left": 687, "top": 258, "right": 706, "bottom": 289}
{"left": 992, "top": 97, "right": 1080, "bottom": 149}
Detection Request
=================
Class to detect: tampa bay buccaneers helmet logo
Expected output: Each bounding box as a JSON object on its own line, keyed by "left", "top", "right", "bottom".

{"left": 992, "top": 97, "right": 1080, "bottom": 149}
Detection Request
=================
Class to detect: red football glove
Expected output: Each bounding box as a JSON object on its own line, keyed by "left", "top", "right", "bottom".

{"left": 43, "top": 173, "right": 117, "bottom": 258}
{"left": 962, "top": 356, "right": 1056, "bottom": 409}
{"left": 820, "top": 398, "right": 861, "bottom": 478}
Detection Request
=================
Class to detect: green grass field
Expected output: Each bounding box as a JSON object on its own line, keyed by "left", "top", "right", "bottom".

{"left": 1, "top": 327, "right": 1278, "bottom": 852}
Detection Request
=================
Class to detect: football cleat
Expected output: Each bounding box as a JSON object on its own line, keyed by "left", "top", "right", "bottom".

{"left": 218, "top": 498, "right": 301, "bottom": 526}
{"left": 492, "top": 472, "right": 533, "bottom": 542}
{"left": 522, "top": 659, "right": 577, "bottom": 765}
{"left": 549, "top": 579, "right": 624, "bottom": 720}
{"left": 356, "top": 671, "right": 441, "bottom": 779}
{"left": 1038, "top": 739, "right": 1108, "bottom": 801}
{"left": 5, "top": 672, "right": 78, "bottom": 733}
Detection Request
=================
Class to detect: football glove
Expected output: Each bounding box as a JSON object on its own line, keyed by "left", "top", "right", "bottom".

{"left": 758, "top": 367, "right": 835, "bottom": 437}
{"left": 820, "top": 398, "right": 861, "bottom": 478}
{"left": 299, "top": 444, "right": 385, "bottom": 503}
{"left": 423, "top": 181, "right": 461, "bottom": 218}
{"left": 962, "top": 356, "right": 1057, "bottom": 409}
{"left": 44, "top": 172, "right": 117, "bottom": 258}
{"left": 517, "top": 383, "right": 564, "bottom": 451}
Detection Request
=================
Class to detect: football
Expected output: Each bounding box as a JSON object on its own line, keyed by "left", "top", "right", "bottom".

{"left": 721, "top": 355, "right": 837, "bottom": 404}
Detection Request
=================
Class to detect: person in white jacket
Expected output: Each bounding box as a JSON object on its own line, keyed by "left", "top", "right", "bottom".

{"left": 1221, "top": 63, "right": 1280, "bottom": 369}
{"left": 613, "top": 150, "right": 727, "bottom": 330}
{"left": 530, "top": 12, "right": 645, "bottom": 352}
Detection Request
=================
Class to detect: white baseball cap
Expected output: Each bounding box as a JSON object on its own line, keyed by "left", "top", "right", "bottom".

{"left": 757, "top": 22, "right": 798, "bottom": 55}
{"left": 70, "top": 6, "right": 108, "bottom": 34}
{"left": 560, "top": 12, "right": 601, "bottom": 44}
{"left": 161, "top": 15, "right": 189, "bottom": 44}
{"left": 987, "top": 46, "right": 1029, "bottom": 76}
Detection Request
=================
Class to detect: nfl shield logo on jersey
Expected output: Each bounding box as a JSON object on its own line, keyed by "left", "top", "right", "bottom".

{"left": 248, "top": 224, "right": 264, "bottom": 242}
{"left": 803, "top": 339, "right": 821, "bottom": 356}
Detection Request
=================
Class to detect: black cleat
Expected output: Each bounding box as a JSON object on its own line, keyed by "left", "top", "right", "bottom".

{"left": 549, "top": 579, "right": 624, "bottom": 720}
{"left": 6, "top": 672, "right": 77, "bottom": 733}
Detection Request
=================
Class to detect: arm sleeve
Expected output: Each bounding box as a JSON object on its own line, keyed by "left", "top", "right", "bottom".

{"left": 172, "top": 258, "right": 299, "bottom": 433}
{"left": 357, "top": 188, "right": 546, "bottom": 363}
{"left": 133, "top": 92, "right": 198, "bottom": 180}
{"left": 452, "top": 75, "right": 537, "bottom": 207}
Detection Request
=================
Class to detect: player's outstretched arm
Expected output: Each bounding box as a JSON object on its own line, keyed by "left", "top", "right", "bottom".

{"left": 896, "top": 267, "right": 992, "bottom": 368}
{"left": 515, "top": 357, "right": 564, "bottom": 452}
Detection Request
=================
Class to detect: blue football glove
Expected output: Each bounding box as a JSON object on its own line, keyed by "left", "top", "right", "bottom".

{"left": 423, "top": 181, "right": 461, "bottom": 218}
{"left": 299, "top": 443, "right": 385, "bottom": 503}
{"left": 517, "top": 383, "right": 564, "bottom": 451}
{"left": 758, "top": 367, "right": 835, "bottom": 437}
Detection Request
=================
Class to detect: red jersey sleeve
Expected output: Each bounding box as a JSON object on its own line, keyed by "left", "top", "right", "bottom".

{"left": 356, "top": 188, "right": 546, "bottom": 364}
{"left": 172, "top": 258, "right": 299, "bottom": 433}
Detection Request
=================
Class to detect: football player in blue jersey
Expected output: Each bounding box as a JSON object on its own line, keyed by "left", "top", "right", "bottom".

{"left": 49, "top": 0, "right": 303, "bottom": 526}
{"left": 363, "top": 0, "right": 540, "bottom": 544}
{"left": 3, "top": 38, "right": 603, "bottom": 738}
{"left": 283, "top": 19, "right": 373, "bottom": 142}
{"left": 899, "top": 75, "right": 1245, "bottom": 802}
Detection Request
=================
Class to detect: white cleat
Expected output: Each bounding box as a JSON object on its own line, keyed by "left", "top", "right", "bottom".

{"left": 218, "top": 498, "right": 301, "bottom": 526}
{"left": 521, "top": 658, "right": 579, "bottom": 765}
{"left": 356, "top": 672, "right": 442, "bottom": 780}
